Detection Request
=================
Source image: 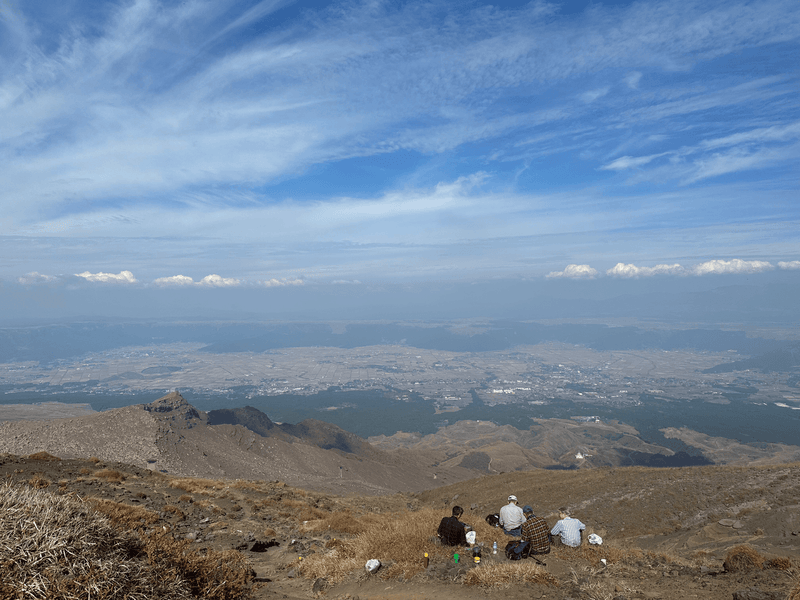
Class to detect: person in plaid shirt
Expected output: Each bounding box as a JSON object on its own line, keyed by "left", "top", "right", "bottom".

{"left": 520, "top": 505, "right": 551, "bottom": 555}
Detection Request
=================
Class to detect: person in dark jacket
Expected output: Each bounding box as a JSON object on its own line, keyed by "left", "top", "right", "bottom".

{"left": 437, "top": 505, "right": 468, "bottom": 546}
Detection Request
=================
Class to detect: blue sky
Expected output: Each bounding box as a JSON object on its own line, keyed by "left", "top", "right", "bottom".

{"left": 1, "top": 0, "right": 799, "bottom": 319}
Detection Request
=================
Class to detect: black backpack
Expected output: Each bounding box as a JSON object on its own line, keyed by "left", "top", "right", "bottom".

{"left": 505, "top": 540, "right": 530, "bottom": 560}
{"left": 485, "top": 513, "right": 500, "bottom": 527}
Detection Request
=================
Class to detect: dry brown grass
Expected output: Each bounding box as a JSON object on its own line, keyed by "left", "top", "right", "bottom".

{"left": 299, "top": 507, "right": 445, "bottom": 581}
{"left": 139, "top": 530, "right": 253, "bottom": 600}
{"left": 164, "top": 505, "right": 186, "bottom": 520}
{"left": 723, "top": 545, "right": 764, "bottom": 572}
{"left": 170, "top": 477, "right": 230, "bottom": 495}
{"left": 0, "top": 481, "right": 193, "bottom": 600}
{"left": 299, "top": 507, "right": 561, "bottom": 585}
{"left": 27, "top": 451, "right": 60, "bottom": 461}
{"left": 27, "top": 473, "right": 50, "bottom": 488}
{"left": 168, "top": 477, "right": 277, "bottom": 496}
{"left": 301, "top": 509, "right": 381, "bottom": 535}
{"left": 87, "top": 497, "right": 161, "bottom": 531}
{"left": 463, "top": 562, "right": 558, "bottom": 587}
{"left": 765, "top": 556, "right": 793, "bottom": 570}
{"left": 232, "top": 480, "right": 279, "bottom": 493}
{"left": 578, "top": 579, "right": 617, "bottom": 600}
{"left": 789, "top": 576, "right": 800, "bottom": 600}
{"left": 0, "top": 482, "right": 255, "bottom": 600}
{"left": 93, "top": 468, "right": 125, "bottom": 482}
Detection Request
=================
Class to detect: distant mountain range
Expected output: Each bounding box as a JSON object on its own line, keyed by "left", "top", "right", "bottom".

{"left": 703, "top": 342, "right": 800, "bottom": 374}
{"left": 3, "top": 392, "right": 800, "bottom": 496}
{"left": 0, "top": 393, "right": 466, "bottom": 495}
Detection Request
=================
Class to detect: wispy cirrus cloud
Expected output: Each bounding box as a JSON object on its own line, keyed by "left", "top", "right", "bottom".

{"left": 0, "top": 0, "right": 798, "bottom": 288}
{"left": 601, "top": 153, "right": 668, "bottom": 171}
{"left": 602, "top": 119, "right": 800, "bottom": 183}
{"left": 258, "top": 278, "right": 304, "bottom": 287}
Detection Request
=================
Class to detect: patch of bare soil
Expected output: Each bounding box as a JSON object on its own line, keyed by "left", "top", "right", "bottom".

{"left": 2, "top": 452, "right": 799, "bottom": 600}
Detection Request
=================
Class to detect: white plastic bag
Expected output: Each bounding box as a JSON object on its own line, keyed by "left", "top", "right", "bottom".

{"left": 466, "top": 531, "right": 476, "bottom": 545}
{"left": 588, "top": 533, "right": 603, "bottom": 545}
{"left": 365, "top": 559, "right": 381, "bottom": 573}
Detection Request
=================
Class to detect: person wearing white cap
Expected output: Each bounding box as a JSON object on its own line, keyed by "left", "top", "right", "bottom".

{"left": 499, "top": 494, "right": 526, "bottom": 537}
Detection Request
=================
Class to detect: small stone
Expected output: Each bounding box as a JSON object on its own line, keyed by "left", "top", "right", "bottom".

{"left": 312, "top": 578, "right": 327, "bottom": 593}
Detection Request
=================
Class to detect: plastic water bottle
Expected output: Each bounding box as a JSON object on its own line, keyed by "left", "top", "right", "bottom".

{"left": 492, "top": 541, "right": 497, "bottom": 554}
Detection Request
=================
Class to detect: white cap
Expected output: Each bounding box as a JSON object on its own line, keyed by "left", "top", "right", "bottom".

{"left": 508, "top": 495, "right": 517, "bottom": 501}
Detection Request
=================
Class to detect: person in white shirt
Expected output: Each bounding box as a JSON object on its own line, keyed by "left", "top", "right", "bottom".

{"left": 550, "top": 511, "right": 586, "bottom": 547}
{"left": 499, "top": 494, "right": 526, "bottom": 537}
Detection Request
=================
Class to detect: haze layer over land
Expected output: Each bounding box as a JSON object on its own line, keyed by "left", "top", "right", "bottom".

{"left": 2, "top": 319, "right": 799, "bottom": 468}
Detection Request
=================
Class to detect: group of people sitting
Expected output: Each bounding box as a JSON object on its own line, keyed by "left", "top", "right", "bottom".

{"left": 436, "top": 494, "right": 586, "bottom": 558}
{"left": 499, "top": 494, "right": 586, "bottom": 549}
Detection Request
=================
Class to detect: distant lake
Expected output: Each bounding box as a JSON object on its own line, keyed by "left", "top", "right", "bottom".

{"left": 2, "top": 385, "right": 798, "bottom": 452}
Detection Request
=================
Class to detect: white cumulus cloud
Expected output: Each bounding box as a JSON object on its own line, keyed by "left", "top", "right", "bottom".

{"left": 546, "top": 264, "right": 598, "bottom": 279}
{"left": 778, "top": 260, "right": 800, "bottom": 270}
{"left": 606, "top": 263, "right": 685, "bottom": 278}
{"left": 691, "top": 259, "right": 774, "bottom": 275}
{"left": 75, "top": 270, "right": 137, "bottom": 284}
{"left": 152, "top": 275, "right": 195, "bottom": 286}
{"left": 198, "top": 274, "right": 241, "bottom": 287}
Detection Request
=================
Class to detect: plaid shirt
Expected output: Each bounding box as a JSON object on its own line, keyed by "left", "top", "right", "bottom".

{"left": 521, "top": 515, "right": 550, "bottom": 554}
{"left": 437, "top": 516, "right": 467, "bottom": 546}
